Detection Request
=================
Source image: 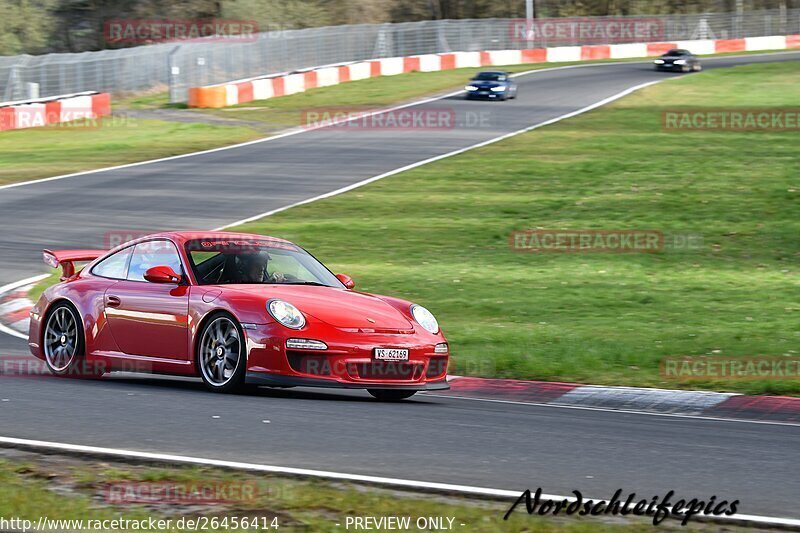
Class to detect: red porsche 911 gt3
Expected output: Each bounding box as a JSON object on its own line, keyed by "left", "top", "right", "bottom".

{"left": 28, "top": 231, "right": 450, "bottom": 400}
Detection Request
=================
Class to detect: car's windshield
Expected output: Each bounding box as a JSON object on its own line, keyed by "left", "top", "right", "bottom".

{"left": 664, "top": 50, "right": 687, "bottom": 56}
{"left": 473, "top": 72, "right": 505, "bottom": 81}
{"left": 185, "top": 238, "right": 344, "bottom": 287}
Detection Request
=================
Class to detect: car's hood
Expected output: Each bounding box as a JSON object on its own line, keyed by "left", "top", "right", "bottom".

{"left": 218, "top": 284, "right": 414, "bottom": 330}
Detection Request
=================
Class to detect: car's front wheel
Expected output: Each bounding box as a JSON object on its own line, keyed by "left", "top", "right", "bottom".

{"left": 197, "top": 313, "right": 247, "bottom": 393}
{"left": 43, "top": 301, "right": 102, "bottom": 378}
{"left": 368, "top": 389, "right": 417, "bottom": 401}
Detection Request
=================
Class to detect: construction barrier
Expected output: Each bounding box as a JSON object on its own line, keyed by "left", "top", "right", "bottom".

{"left": 0, "top": 92, "right": 112, "bottom": 131}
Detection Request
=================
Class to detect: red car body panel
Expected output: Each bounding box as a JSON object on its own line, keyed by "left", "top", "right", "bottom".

{"left": 28, "top": 231, "right": 450, "bottom": 391}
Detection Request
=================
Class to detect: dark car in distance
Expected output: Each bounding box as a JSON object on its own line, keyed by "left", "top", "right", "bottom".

{"left": 653, "top": 49, "right": 702, "bottom": 72}
{"left": 465, "top": 71, "right": 518, "bottom": 100}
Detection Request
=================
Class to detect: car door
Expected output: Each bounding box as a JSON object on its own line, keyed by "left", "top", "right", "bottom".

{"left": 86, "top": 245, "right": 134, "bottom": 354}
{"left": 104, "top": 239, "right": 190, "bottom": 360}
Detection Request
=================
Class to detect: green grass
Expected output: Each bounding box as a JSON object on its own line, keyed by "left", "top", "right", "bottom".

{"left": 28, "top": 271, "right": 59, "bottom": 303}
{"left": 0, "top": 120, "right": 261, "bottom": 185}
{"left": 227, "top": 61, "right": 800, "bottom": 395}
{"left": 0, "top": 454, "right": 743, "bottom": 532}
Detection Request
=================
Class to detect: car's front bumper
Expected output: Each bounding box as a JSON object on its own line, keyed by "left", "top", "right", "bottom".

{"left": 245, "top": 372, "right": 450, "bottom": 390}
{"left": 655, "top": 63, "right": 687, "bottom": 70}
{"left": 466, "top": 90, "right": 505, "bottom": 99}
{"left": 242, "top": 321, "right": 450, "bottom": 390}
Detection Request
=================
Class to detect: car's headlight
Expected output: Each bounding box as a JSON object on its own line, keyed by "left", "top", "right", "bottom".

{"left": 491, "top": 86, "right": 505, "bottom": 92}
{"left": 410, "top": 304, "right": 439, "bottom": 334}
{"left": 674, "top": 59, "right": 686, "bottom": 65}
{"left": 267, "top": 299, "right": 305, "bottom": 329}
{"left": 465, "top": 85, "right": 478, "bottom": 91}
{"left": 654, "top": 59, "right": 665, "bottom": 64}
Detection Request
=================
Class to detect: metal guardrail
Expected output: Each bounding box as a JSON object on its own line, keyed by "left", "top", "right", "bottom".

{"left": 1, "top": 10, "right": 799, "bottom": 103}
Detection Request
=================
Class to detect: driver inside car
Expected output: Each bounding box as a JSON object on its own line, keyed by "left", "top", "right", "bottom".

{"left": 236, "top": 252, "right": 286, "bottom": 283}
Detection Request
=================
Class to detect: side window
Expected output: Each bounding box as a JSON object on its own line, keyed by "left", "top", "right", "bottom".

{"left": 91, "top": 247, "right": 133, "bottom": 280}
{"left": 127, "top": 240, "right": 184, "bottom": 282}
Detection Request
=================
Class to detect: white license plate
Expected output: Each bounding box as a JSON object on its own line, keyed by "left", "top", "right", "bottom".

{"left": 374, "top": 348, "right": 409, "bottom": 361}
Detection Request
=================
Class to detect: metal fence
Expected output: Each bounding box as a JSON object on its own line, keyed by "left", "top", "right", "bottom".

{"left": 2, "top": 9, "right": 799, "bottom": 104}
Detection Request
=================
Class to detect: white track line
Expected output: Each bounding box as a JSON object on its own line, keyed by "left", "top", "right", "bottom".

{"left": 0, "top": 436, "right": 796, "bottom": 528}
{"left": 0, "top": 274, "right": 48, "bottom": 340}
{"left": 0, "top": 60, "right": 643, "bottom": 194}
{"left": 1, "top": 50, "right": 797, "bottom": 195}
{"left": 422, "top": 393, "right": 800, "bottom": 428}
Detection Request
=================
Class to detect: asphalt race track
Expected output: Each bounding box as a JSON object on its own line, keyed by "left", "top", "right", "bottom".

{"left": 1, "top": 52, "right": 799, "bottom": 521}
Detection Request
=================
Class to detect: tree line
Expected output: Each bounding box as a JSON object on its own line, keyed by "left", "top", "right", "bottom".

{"left": 2, "top": 0, "right": 797, "bottom": 55}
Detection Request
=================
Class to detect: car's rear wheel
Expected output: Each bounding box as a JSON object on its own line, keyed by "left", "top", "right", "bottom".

{"left": 43, "top": 302, "right": 101, "bottom": 378}
{"left": 368, "top": 389, "right": 417, "bottom": 401}
{"left": 197, "top": 313, "right": 247, "bottom": 393}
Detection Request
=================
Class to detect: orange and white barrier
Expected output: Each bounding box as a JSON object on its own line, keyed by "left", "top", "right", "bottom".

{"left": 188, "top": 34, "right": 800, "bottom": 108}
{"left": 0, "top": 92, "right": 111, "bottom": 131}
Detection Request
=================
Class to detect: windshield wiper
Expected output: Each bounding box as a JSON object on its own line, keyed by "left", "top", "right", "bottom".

{"left": 276, "top": 281, "right": 329, "bottom": 286}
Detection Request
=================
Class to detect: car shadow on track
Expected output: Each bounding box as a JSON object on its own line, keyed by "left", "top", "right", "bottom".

{"left": 101, "top": 373, "right": 440, "bottom": 405}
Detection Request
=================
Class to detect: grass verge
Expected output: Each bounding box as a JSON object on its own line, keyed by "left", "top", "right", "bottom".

{"left": 0, "top": 450, "right": 753, "bottom": 532}
{"left": 0, "top": 121, "right": 262, "bottom": 186}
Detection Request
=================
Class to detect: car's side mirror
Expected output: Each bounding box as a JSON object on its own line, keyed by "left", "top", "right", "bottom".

{"left": 336, "top": 273, "right": 355, "bottom": 289}
{"left": 144, "top": 265, "right": 182, "bottom": 284}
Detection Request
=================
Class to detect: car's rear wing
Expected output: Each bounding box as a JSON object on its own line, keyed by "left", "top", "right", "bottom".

{"left": 43, "top": 249, "right": 106, "bottom": 280}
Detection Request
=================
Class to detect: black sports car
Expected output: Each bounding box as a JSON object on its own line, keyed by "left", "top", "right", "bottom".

{"left": 465, "top": 71, "right": 517, "bottom": 100}
{"left": 653, "top": 49, "right": 702, "bottom": 72}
